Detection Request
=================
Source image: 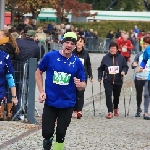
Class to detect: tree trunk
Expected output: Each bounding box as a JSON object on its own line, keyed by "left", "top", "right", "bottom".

{"left": 57, "top": 16, "right": 61, "bottom": 24}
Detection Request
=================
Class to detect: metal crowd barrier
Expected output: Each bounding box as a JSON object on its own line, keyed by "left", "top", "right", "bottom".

{"left": 131, "top": 39, "right": 140, "bottom": 54}
{"left": 38, "top": 37, "right": 140, "bottom": 55}
{"left": 85, "top": 37, "right": 139, "bottom": 54}
{"left": 85, "top": 37, "right": 109, "bottom": 53}
{"left": 38, "top": 41, "right": 62, "bottom": 59}
{"left": 50, "top": 42, "right": 62, "bottom": 51}
{"left": 6, "top": 58, "right": 39, "bottom": 124}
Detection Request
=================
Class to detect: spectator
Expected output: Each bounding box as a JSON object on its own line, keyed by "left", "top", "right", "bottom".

{"left": 84, "top": 30, "right": 89, "bottom": 38}
{"left": 65, "top": 24, "right": 71, "bottom": 32}
{"left": 115, "top": 29, "right": 121, "bottom": 38}
{"left": 106, "top": 30, "right": 114, "bottom": 50}
{"left": 87, "top": 29, "right": 94, "bottom": 51}
{"left": 36, "top": 27, "right": 46, "bottom": 43}
{"left": 0, "top": 30, "right": 19, "bottom": 60}
{"left": 78, "top": 28, "right": 84, "bottom": 38}
{"left": 16, "top": 24, "right": 24, "bottom": 38}
{"left": 24, "top": 24, "right": 33, "bottom": 34}
{"left": 93, "top": 31, "right": 99, "bottom": 51}
{"left": 47, "top": 23, "right": 54, "bottom": 32}
{"left": 31, "top": 19, "right": 37, "bottom": 30}
{"left": 13, "top": 30, "right": 40, "bottom": 120}
{"left": 134, "top": 25, "right": 140, "bottom": 35}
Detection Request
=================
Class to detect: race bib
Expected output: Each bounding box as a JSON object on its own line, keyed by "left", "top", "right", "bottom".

{"left": 79, "top": 58, "right": 84, "bottom": 65}
{"left": 122, "top": 47, "right": 127, "bottom": 52}
{"left": 108, "top": 66, "right": 119, "bottom": 74}
{"left": 53, "top": 71, "right": 71, "bottom": 85}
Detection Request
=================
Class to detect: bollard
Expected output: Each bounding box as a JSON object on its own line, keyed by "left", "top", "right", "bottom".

{"left": 27, "top": 58, "right": 39, "bottom": 124}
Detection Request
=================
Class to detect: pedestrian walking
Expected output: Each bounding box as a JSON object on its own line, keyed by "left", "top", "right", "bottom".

{"left": 117, "top": 33, "right": 133, "bottom": 62}
{"left": 35, "top": 32, "right": 86, "bottom": 150}
{"left": 139, "top": 37, "right": 150, "bottom": 108}
{"left": 98, "top": 42, "right": 129, "bottom": 119}
{"left": 72, "top": 37, "right": 93, "bottom": 119}
{"left": 132, "top": 47, "right": 150, "bottom": 119}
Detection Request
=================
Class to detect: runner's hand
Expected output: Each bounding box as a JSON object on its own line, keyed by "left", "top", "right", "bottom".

{"left": 38, "top": 92, "right": 46, "bottom": 103}
{"left": 74, "top": 77, "right": 82, "bottom": 88}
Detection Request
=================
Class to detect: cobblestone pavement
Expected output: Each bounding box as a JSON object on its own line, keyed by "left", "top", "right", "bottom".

{"left": 0, "top": 54, "right": 150, "bottom": 150}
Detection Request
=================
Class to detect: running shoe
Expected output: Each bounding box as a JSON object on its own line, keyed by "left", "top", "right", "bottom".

{"left": 114, "top": 109, "right": 119, "bottom": 116}
{"left": 77, "top": 111, "right": 82, "bottom": 119}
{"left": 106, "top": 112, "right": 113, "bottom": 119}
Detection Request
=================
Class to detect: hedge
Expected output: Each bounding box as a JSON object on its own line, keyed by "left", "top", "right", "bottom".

{"left": 38, "top": 21, "right": 150, "bottom": 38}
{"left": 71, "top": 21, "right": 150, "bottom": 38}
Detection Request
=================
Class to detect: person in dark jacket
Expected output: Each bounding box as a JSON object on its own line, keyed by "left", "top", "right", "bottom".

{"left": 13, "top": 30, "right": 40, "bottom": 120}
{"left": 98, "top": 42, "right": 129, "bottom": 119}
{"left": 115, "top": 29, "right": 121, "bottom": 38}
{"left": 106, "top": 30, "right": 114, "bottom": 50}
{"left": 72, "top": 37, "right": 93, "bottom": 119}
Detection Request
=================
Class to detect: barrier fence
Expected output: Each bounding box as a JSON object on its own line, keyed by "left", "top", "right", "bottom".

{"left": 39, "top": 37, "right": 140, "bottom": 54}
{"left": 6, "top": 58, "right": 39, "bottom": 124}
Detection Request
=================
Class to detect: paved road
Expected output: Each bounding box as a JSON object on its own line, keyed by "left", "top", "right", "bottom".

{"left": 1, "top": 53, "right": 150, "bottom": 150}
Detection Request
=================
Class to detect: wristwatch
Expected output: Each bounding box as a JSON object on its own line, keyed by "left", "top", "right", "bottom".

{"left": 12, "top": 96, "right": 17, "bottom": 98}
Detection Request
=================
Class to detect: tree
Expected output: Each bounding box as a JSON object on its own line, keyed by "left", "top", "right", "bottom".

{"left": 79, "top": 0, "right": 145, "bottom": 11}
{"left": 6, "top": 0, "right": 21, "bottom": 26}
{"left": 16, "top": 0, "right": 51, "bottom": 19}
{"left": 50, "top": 0, "right": 97, "bottom": 23}
{"left": 6, "top": 0, "right": 51, "bottom": 25}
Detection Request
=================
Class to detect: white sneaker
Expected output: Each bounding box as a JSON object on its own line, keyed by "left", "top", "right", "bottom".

{"left": 19, "top": 115, "right": 25, "bottom": 120}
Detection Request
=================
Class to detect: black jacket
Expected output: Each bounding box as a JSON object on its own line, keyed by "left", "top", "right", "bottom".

{"left": 0, "top": 43, "right": 16, "bottom": 60}
{"left": 73, "top": 48, "right": 93, "bottom": 80}
{"left": 16, "top": 38, "right": 40, "bottom": 62}
{"left": 98, "top": 52, "right": 129, "bottom": 85}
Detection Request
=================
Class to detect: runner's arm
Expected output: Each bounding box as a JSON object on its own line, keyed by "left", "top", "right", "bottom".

{"left": 35, "top": 68, "right": 44, "bottom": 93}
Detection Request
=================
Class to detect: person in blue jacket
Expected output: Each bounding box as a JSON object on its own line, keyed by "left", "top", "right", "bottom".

{"left": 35, "top": 32, "right": 86, "bottom": 150}
{"left": 139, "top": 36, "right": 150, "bottom": 96}
{"left": 0, "top": 50, "right": 18, "bottom": 121}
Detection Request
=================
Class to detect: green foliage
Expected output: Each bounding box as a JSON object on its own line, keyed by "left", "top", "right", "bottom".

{"left": 71, "top": 21, "right": 150, "bottom": 37}
{"left": 79, "top": 0, "right": 145, "bottom": 11}
{"left": 38, "top": 21, "right": 150, "bottom": 38}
